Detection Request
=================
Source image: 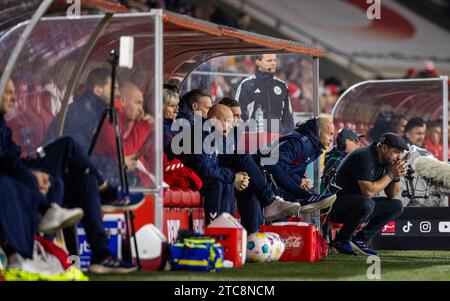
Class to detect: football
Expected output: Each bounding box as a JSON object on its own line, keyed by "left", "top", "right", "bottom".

{"left": 246, "top": 232, "right": 271, "bottom": 263}
{"left": 265, "top": 232, "right": 285, "bottom": 262}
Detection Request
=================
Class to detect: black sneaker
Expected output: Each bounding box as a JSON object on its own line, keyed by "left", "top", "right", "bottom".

{"left": 350, "top": 237, "right": 378, "bottom": 256}
{"left": 100, "top": 184, "right": 145, "bottom": 213}
{"left": 299, "top": 192, "right": 336, "bottom": 214}
{"left": 333, "top": 239, "right": 358, "bottom": 256}
{"left": 88, "top": 256, "right": 138, "bottom": 274}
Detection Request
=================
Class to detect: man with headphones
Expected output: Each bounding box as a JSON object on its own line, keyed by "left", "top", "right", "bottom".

{"left": 329, "top": 132, "right": 408, "bottom": 256}
{"left": 321, "top": 128, "right": 363, "bottom": 193}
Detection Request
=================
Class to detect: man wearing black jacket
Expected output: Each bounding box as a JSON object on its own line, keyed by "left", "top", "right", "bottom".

{"left": 330, "top": 133, "right": 407, "bottom": 256}
{"left": 235, "top": 54, "right": 295, "bottom": 134}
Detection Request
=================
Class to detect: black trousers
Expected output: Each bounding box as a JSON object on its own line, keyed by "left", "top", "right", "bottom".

{"left": 24, "top": 136, "right": 110, "bottom": 260}
{"left": 329, "top": 194, "right": 404, "bottom": 242}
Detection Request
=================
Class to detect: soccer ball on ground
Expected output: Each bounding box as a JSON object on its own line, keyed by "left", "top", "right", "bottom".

{"left": 265, "top": 232, "right": 285, "bottom": 262}
{"left": 246, "top": 232, "right": 271, "bottom": 263}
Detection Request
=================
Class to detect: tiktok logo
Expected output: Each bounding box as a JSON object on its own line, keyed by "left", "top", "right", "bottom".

{"left": 402, "top": 221, "right": 412, "bottom": 233}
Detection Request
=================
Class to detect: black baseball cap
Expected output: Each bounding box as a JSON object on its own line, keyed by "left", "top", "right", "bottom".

{"left": 337, "top": 128, "right": 364, "bottom": 145}
{"left": 378, "top": 132, "right": 409, "bottom": 151}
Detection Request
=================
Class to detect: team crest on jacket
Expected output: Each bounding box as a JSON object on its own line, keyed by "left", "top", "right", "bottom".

{"left": 274, "top": 86, "right": 282, "bottom": 95}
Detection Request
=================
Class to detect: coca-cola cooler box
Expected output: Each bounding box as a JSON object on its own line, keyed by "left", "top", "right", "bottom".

{"left": 260, "top": 222, "right": 317, "bottom": 262}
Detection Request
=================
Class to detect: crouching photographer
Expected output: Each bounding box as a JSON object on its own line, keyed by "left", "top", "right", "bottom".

{"left": 328, "top": 133, "right": 409, "bottom": 256}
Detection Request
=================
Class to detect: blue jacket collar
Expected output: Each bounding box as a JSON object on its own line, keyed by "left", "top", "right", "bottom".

{"left": 295, "top": 117, "right": 323, "bottom": 150}
{"left": 177, "top": 101, "right": 195, "bottom": 124}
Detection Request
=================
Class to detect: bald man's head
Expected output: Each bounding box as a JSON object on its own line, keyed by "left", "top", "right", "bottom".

{"left": 318, "top": 116, "right": 334, "bottom": 150}
{"left": 120, "top": 82, "right": 144, "bottom": 121}
{"left": 207, "top": 104, "right": 234, "bottom": 134}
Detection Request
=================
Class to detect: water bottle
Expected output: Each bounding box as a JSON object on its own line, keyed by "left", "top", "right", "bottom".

{"left": 255, "top": 105, "right": 264, "bottom": 133}
{"left": 311, "top": 216, "right": 320, "bottom": 230}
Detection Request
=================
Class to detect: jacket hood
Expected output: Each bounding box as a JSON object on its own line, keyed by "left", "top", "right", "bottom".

{"left": 177, "top": 101, "right": 195, "bottom": 124}
{"left": 295, "top": 117, "right": 323, "bottom": 150}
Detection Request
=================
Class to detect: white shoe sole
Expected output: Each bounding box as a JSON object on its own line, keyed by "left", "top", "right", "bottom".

{"left": 350, "top": 241, "right": 377, "bottom": 256}
{"left": 101, "top": 199, "right": 145, "bottom": 213}
{"left": 39, "top": 209, "right": 84, "bottom": 234}
{"left": 61, "top": 209, "right": 84, "bottom": 229}
{"left": 88, "top": 264, "right": 138, "bottom": 274}
{"left": 299, "top": 195, "right": 336, "bottom": 214}
{"left": 264, "top": 203, "right": 301, "bottom": 222}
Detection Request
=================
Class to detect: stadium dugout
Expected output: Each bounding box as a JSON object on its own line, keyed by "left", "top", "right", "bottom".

{"left": 0, "top": 1, "right": 325, "bottom": 268}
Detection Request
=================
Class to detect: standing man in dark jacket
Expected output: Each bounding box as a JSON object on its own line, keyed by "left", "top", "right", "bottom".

{"left": 235, "top": 54, "right": 294, "bottom": 134}
{"left": 263, "top": 117, "right": 337, "bottom": 213}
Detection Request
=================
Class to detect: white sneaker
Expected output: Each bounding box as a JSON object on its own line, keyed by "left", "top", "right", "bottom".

{"left": 38, "top": 203, "right": 84, "bottom": 234}
{"left": 7, "top": 253, "right": 26, "bottom": 270}
{"left": 7, "top": 252, "right": 63, "bottom": 275}
{"left": 263, "top": 196, "right": 301, "bottom": 222}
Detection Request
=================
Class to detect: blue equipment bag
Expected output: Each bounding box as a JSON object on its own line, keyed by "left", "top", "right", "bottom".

{"left": 169, "top": 236, "right": 225, "bottom": 272}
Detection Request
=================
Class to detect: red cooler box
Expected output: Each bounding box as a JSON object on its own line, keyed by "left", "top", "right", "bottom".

{"left": 260, "top": 223, "right": 317, "bottom": 262}
{"left": 205, "top": 227, "right": 244, "bottom": 268}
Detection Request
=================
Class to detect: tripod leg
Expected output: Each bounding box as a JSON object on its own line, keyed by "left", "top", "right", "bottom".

{"left": 128, "top": 211, "right": 141, "bottom": 270}
{"left": 88, "top": 109, "right": 109, "bottom": 156}
{"left": 122, "top": 212, "right": 132, "bottom": 262}
{"left": 111, "top": 108, "right": 129, "bottom": 192}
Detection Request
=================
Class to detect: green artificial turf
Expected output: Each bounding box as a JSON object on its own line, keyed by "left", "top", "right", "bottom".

{"left": 89, "top": 250, "right": 450, "bottom": 281}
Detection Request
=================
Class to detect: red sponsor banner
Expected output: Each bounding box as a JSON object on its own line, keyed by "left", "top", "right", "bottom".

{"left": 381, "top": 221, "right": 396, "bottom": 235}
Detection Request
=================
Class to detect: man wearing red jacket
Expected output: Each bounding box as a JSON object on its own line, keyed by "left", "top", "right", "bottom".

{"left": 93, "top": 82, "right": 156, "bottom": 187}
